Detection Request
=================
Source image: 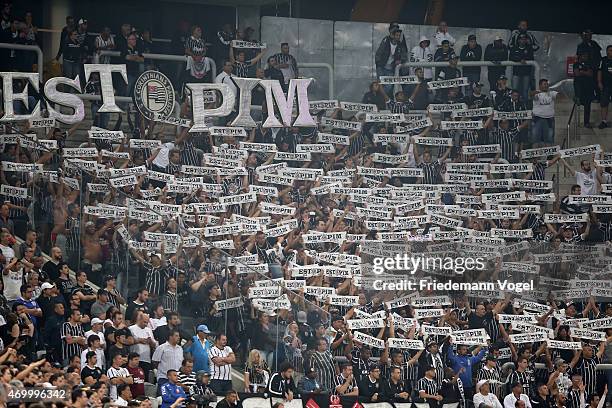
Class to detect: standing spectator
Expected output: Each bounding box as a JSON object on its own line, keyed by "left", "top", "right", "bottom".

{"left": 184, "top": 25, "right": 212, "bottom": 84}
{"left": 119, "top": 32, "right": 144, "bottom": 96}
{"left": 81, "top": 350, "right": 105, "bottom": 385}
{"left": 90, "top": 289, "right": 112, "bottom": 319}
{"left": 597, "top": 45, "right": 612, "bottom": 129}
{"left": 185, "top": 324, "right": 213, "bottom": 374}
{"left": 107, "top": 353, "right": 134, "bottom": 400}
{"left": 114, "top": 23, "right": 131, "bottom": 58}
{"left": 484, "top": 36, "right": 509, "bottom": 92}
{"left": 264, "top": 56, "right": 285, "bottom": 90}
{"left": 434, "top": 40, "right": 455, "bottom": 79}
{"left": 129, "top": 312, "right": 158, "bottom": 377}
{"left": 215, "top": 60, "right": 238, "bottom": 99}
{"left": 362, "top": 81, "right": 389, "bottom": 111}
{"left": 510, "top": 34, "right": 535, "bottom": 103}
{"left": 573, "top": 52, "right": 596, "bottom": 128}
{"left": 61, "top": 30, "right": 84, "bottom": 81}
{"left": 273, "top": 43, "right": 298, "bottom": 87}
{"left": 214, "top": 23, "right": 235, "bottom": 69}
{"left": 14, "top": 284, "right": 42, "bottom": 329}
{"left": 509, "top": 20, "right": 539, "bottom": 52}
{"left": 95, "top": 26, "right": 115, "bottom": 64}
{"left": 460, "top": 34, "right": 483, "bottom": 85}
{"left": 576, "top": 29, "right": 602, "bottom": 70}
{"left": 447, "top": 342, "right": 488, "bottom": 400}
{"left": 405, "top": 67, "right": 430, "bottom": 109}
{"left": 208, "top": 334, "right": 235, "bottom": 395}
{"left": 229, "top": 43, "right": 265, "bottom": 78}
{"left": 126, "top": 353, "right": 146, "bottom": 398}
{"left": 411, "top": 36, "right": 435, "bottom": 81}
{"left": 55, "top": 15, "right": 75, "bottom": 61}
{"left": 103, "top": 275, "right": 126, "bottom": 309}
{"left": 506, "top": 357, "right": 536, "bottom": 398}
{"left": 375, "top": 25, "right": 407, "bottom": 95}
{"left": 434, "top": 21, "right": 455, "bottom": 48}
{"left": 309, "top": 338, "right": 338, "bottom": 393}
{"left": 530, "top": 79, "right": 558, "bottom": 147}
{"left": 125, "top": 288, "right": 149, "bottom": 323}
{"left": 161, "top": 369, "right": 187, "bottom": 408}
{"left": 152, "top": 329, "right": 185, "bottom": 393}
{"left": 61, "top": 309, "right": 86, "bottom": 364}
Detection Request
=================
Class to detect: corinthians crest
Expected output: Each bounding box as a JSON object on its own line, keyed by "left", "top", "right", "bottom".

{"left": 133, "top": 70, "right": 175, "bottom": 120}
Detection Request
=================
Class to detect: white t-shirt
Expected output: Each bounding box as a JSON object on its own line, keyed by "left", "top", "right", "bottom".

{"left": 129, "top": 324, "right": 157, "bottom": 363}
{"left": 0, "top": 244, "right": 14, "bottom": 268}
{"left": 386, "top": 43, "right": 398, "bottom": 70}
{"left": 152, "top": 142, "right": 175, "bottom": 169}
{"left": 576, "top": 169, "right": 598, "bottom": 195}
{"left": 80, "top": 347, "right": 105, "bottom": 370}
{"left": 3, "top": 268, "right": 23, "bottom": 301}
{"left": 84, "top": 329, "right": 106, "bottom": 348}
{"left": 532, "top": 91, "right": 558, "bottom": 118}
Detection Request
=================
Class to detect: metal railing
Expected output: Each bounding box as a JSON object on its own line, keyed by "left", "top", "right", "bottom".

{"left": 393, "top": 60, "right": 541, "bottom": 94}
{"left": 298, "top": 62, "right": 335, "bottom": 99}
{"left": 0, "top": 43, "right": 43, "bottom": 78}
{"left": 97, "top": 51, "right": 335, "bottom": 99}
{"left": 95, "top": 50, "right": 217, "bottom": 79}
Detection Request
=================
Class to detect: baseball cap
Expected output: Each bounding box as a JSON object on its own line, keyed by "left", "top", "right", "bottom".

{"left": 426, "top": 340, "right": 438, "bottom": 348}
{"left": 197, "top": 324, "right": 211, "bottom": 334}
{"left": 473, "top": 82, "right": 483, "bottom": 88}
{"left": 390, "top": 26, "right": 402, "bottom": 34}
{"left": 498, "top": 75, "right": 508, "bottom": 80}
{"left": 41, "top": 282, "right": 55, "bottom": 291}
{"left": 305, "top": 366, "right": 316, "bottom": 375}
{"left": 297, "top": 311, "right": 307, "bottom": 323}
{"left": 494, "top": 35, "right": 503, "bottom": 41}
{"left": 441, "top": 39, "right": 450, "bottom": 45}
{"left": 97, "top": 289, "right": 108, "bottom": 297}
{"left": 78, "top": 18, "right": 87, "bottom": 25}
{"left": 485, "top": 354, "right": 496, "bottom": 362}
{"left": 103, "top": 275, "right": 115, "bottom": 283}
{"left": 468, "top": 34, "right": 476, "bottom": 41}
{"left": 476, "top": 379, "right": 489, "bottom": 392}
{"left": 369, "top": 363, "right": 380, "bottom": 372}
{"left": 91, "top": 318, "right": 104, "bottom": 325}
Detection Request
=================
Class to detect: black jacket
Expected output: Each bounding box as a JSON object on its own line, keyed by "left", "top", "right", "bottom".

{"left": 460, "top": 44, "right": 483, "bottom": 74}
{"left": 509, "top": 45, "right": 534, "bottom": 76}
{"left": 267, "top": 372, "right": 297, "bottom": 399}
{"left": 484, "top": 43, "right": 509, "bottom": 78}
{"left": 375, "top": 36, "right": 408, "bottom": 69}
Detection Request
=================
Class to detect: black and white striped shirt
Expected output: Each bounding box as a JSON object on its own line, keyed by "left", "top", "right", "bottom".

{"left": 416, "top": 376, "right": 439, "bottom": 397}
{"left": 489, "top": 127, "right": 519, "bottom": 162}
{"left": 387, "top": 100, "right": 412, "bottom": 114}
{"left": 567, "top": 388, "right": 583, "bottom": 408}
{"left": 143, "top": 262, "right": 167, "bottom": 297}
{"left": 208, "top": 345, "right": 233, "bottom": 381}
{"left": 65, "top": 216, "right": 80, "bottom": 251}
{"left": 573, "top": 356, "right": 599, "bottom": 396}
{"left": 334, "top": 373, "right": 358, "bottom": 395}
{"left": 162, "top": 291, "right": 178, "bottom": 313}
{"left": 180, "top": 139, "right": 199, "bottom": 167}
{"left": 177, "top": 371, "right": 197, "bottom": 390}
{"left": 477, "top": 365, "right": 501, "bottom": 398}
{"left": 419, "top": 160, "right": 443, "bottom": 184}
{"left": 61, "top": 321, "right": 84, "bottom": 362}
{"left": 107, "top": 366, "right": 131, "bottom": 400}
{"left": 506, "top": 369, "right": 535, "bottom": 397}
{"left": 310, "top": 350, "right": 337, "bottom": 392}
{"left": 185, "top": 36, "right": 205, "bottom": 56}
{"left": 234, "top": 61, "right": 250, "bottom": 78}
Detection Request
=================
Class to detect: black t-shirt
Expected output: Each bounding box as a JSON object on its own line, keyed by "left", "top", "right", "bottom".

{"left": 125, "top": 301, "right": 148, "bottom": 323}
{"left": 468, "top": 310, "right": 494, "bottom": 329}
{"left": 81, "top": 365, "right": 104, "bottom": 383}
{"left": 54, "top": 276, "right": 75, "bottom": 303}
{"left": 43, "top": 261, "right": 61, "bottom": 281}
{"left": 599, "top": 57, "right": 612, "bottom": 87}
{"left": 359, "top": 376, "right": 382, "bottom": 401}
{"left": 121, "top": 45, "right": 143, "bottom": 76}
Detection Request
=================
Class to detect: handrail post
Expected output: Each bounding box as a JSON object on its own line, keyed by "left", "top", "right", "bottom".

{"left": 0, "top": 43, "right": 43, "bottom": 78}
{"left": 297, "top": 62, "right": 334, "bottom": 99}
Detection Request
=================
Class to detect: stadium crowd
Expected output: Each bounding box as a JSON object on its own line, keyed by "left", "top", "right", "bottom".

{"left": 0, "top": 2, "right": 611, "bottom": 407}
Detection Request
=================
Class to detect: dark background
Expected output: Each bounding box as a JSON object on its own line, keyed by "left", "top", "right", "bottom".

{"left": 13, "top": 0, "right": 612, "bottom": 41}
